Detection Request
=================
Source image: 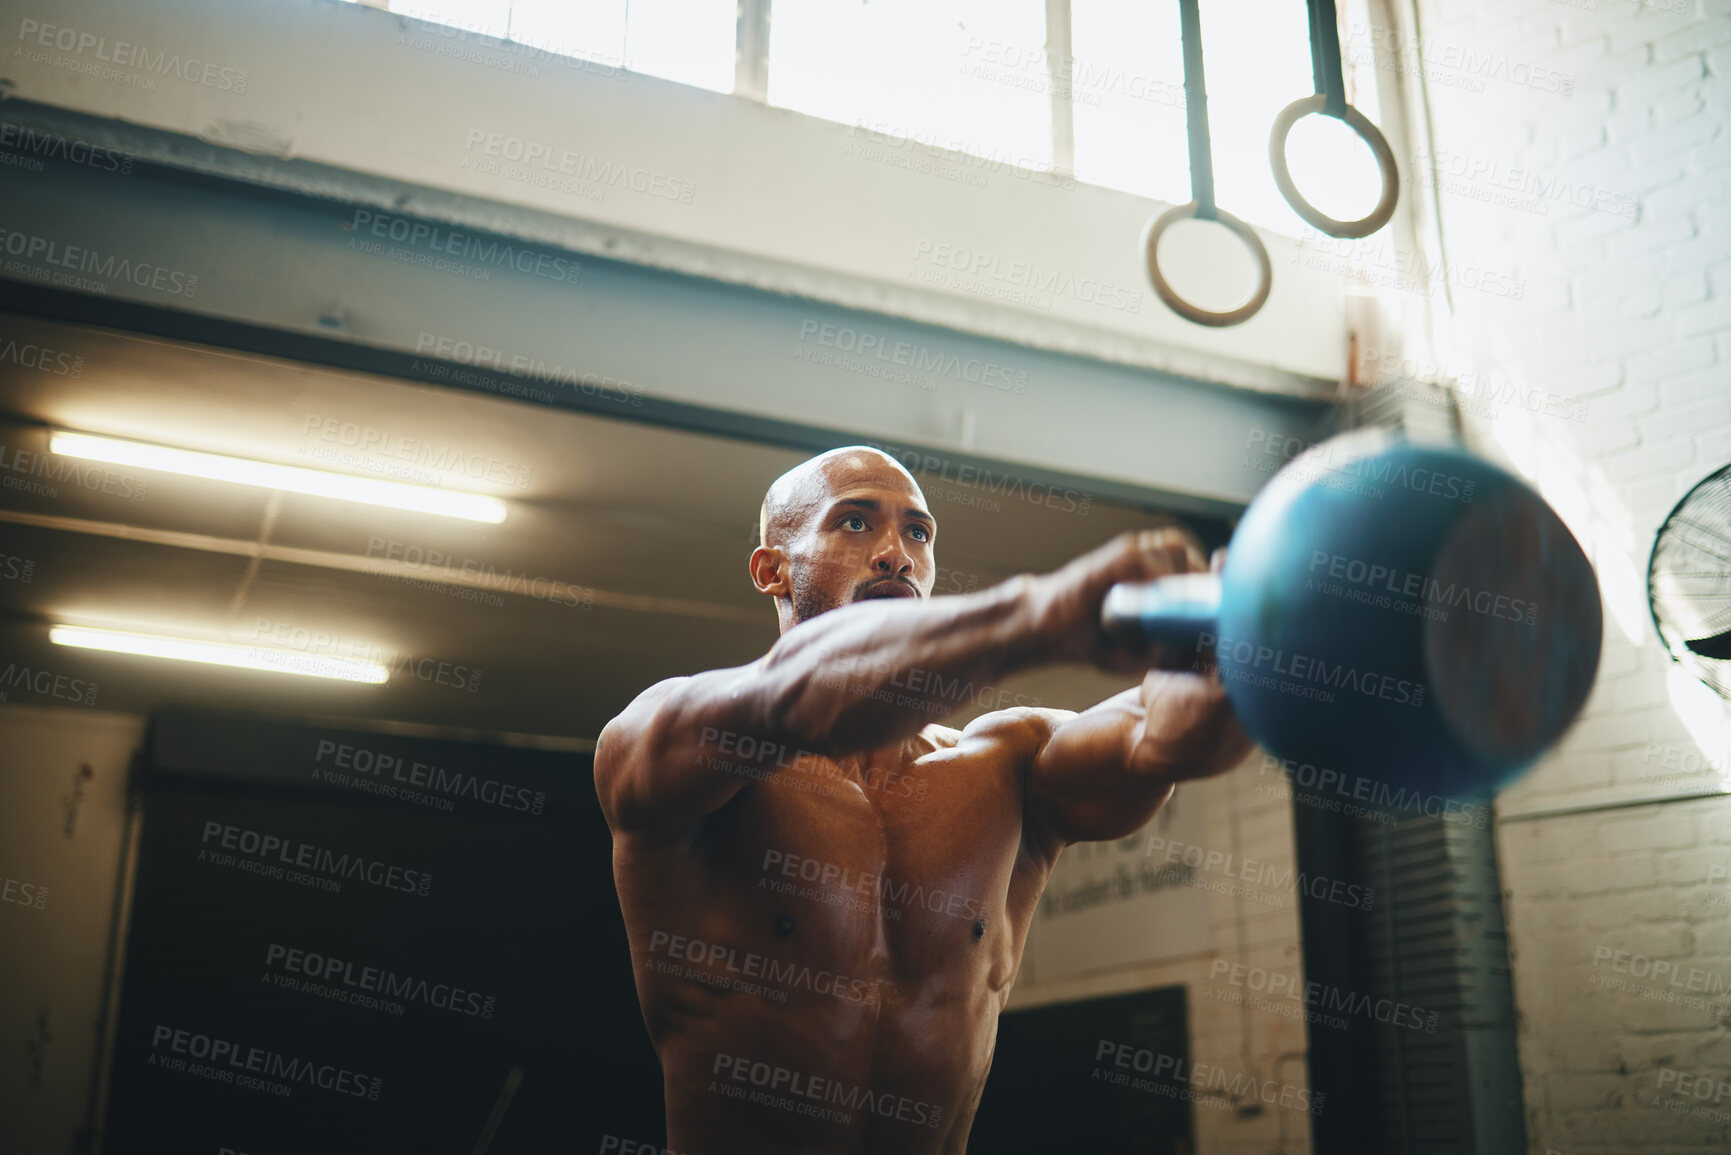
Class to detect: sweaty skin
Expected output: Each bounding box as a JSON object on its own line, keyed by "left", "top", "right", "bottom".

{"left": 595, "top": 447, "right": 1252, "bottom": 1154}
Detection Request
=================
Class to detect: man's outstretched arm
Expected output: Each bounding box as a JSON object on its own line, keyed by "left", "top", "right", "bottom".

{"left": 1023, "top": 545, "right": 1254, "bottom": 850}
{"left": 1022, "top": 667, "right": 1255, "bottom": 852}
{"left": 595, "top": 531, "right": 1201, "bottom": 836}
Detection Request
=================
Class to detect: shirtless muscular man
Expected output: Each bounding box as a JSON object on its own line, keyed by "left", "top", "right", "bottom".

{"left": 596, "top": 446, "right": 1253, "bottom": 1153}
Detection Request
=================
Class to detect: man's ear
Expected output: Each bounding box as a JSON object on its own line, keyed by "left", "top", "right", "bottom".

{"left": 750, "top": 546, "right": 790, "bottom": 596}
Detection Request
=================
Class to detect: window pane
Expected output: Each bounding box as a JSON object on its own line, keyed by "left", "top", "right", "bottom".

{"left": 378, "top": 0, "right": 735, "bottom": 92}
{"left": 1072, "top": 0, "right": 1386, "bottom": 235}
{"left": 769, "top": 0, "right": 1052, "bottom": 172}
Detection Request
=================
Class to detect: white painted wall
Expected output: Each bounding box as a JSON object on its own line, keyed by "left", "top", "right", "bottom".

{"left": 1014, "top": 755, "right": 1315, "bottom": 1153}
{"left": 1376, "top": 0, "right": 1731, "bottom": 1149}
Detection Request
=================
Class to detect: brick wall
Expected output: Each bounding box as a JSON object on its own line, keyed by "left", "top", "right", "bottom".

{"left": 1389, "top": 0, "right": 1731, "bottom": 1149}
{"left": 1010, "top": 753, "right": 1315, "bottom": 1154}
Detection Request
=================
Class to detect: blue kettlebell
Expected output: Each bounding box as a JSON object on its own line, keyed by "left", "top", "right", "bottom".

{"left": 1104, "top": 428, "right": 1602, "bottom": 807}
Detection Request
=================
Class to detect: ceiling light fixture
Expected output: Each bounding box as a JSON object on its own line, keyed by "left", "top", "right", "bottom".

{"left": 49, "top": 625, "right": 391, "bottom": 684}
{"left": 49, "top": 431, "right": 508, "bottom": 523}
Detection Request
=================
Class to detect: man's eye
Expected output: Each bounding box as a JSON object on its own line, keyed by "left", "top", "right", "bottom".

{"left": 843, "top": 515, "right": 867, "bottom": 530}
{"left": 909, "top": 526, "right": 930, "bottom": 542}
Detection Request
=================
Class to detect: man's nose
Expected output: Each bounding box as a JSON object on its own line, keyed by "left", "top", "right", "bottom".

{"left": 872, "top": 541, "right": 912, "bottom": 574}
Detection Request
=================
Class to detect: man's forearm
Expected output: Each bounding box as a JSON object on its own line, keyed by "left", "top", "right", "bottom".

{"left": 755, "top": 574, "right": 1055, "bottom": 755}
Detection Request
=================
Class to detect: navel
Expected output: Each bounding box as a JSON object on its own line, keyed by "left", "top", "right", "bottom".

{"left": 971, "top": 917, "right": 986, "bottom": 943}
{"left": 775, "top": 913, "right": 797, "bottom": 939}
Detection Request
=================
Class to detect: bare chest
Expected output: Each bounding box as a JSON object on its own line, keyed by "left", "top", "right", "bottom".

{"left": 698, "top": 744, "right": 1031, "bottom": 972}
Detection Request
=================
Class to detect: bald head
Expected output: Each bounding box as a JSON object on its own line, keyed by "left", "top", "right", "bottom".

{"left": 758, "top": 446, "right": 923, "bottom": 550}
{"left": 751, "top": 446, "right": 936, "bottom": 631}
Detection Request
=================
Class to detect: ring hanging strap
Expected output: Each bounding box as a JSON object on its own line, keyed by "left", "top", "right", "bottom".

{"left": 1143, "top": 0, "right": 1274, "bottom": 326}
{"left": 1270, "top": 0, "right": 1399, "bottom": 237}
{"left": 1177, "top": 0, "right": 1215, "bottom": 221}
{"left": 1307, "top": 0, "right": 1347, "bottom": 119}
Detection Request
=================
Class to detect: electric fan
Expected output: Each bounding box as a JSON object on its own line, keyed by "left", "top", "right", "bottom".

{"left": 1649, "top": 462, "right": 1731, "bottom": 699}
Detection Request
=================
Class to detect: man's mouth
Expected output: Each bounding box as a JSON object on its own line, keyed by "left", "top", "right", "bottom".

{"left": 860, "top": 580, "right": 919, "bottom": 601}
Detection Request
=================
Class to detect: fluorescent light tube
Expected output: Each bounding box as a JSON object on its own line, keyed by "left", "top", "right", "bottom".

{"left": 50, "top": 626, "right": 390, "bottom": 684}
{"left": 49, "top": 431, "right": 508, "bottom": 524}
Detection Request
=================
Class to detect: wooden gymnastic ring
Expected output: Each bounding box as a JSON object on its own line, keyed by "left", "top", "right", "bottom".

{"left": 1141, "top": 202, "right": 1273, "bottom": 328}
{"left": 1269, "top": 94, "right": 1399, "bottom": 239}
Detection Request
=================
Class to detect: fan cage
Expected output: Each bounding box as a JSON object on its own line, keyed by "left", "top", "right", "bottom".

{"left": 1647, "top": 462, "right": 1731, "bottom": 700}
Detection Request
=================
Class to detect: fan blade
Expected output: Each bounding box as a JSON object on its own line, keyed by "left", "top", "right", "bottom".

{"left": 1685, "top": 629, "right": 1731, "bottom": 661}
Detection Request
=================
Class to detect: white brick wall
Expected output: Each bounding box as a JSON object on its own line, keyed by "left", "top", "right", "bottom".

{"left": 1395, "top": 0, "right": 1731, "bottom": 1149}
{"left": 1009, "top": 757, "right": 1313, "bottom": 1154}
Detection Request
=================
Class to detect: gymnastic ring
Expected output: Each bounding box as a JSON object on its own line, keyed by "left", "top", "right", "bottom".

{"left": 1268, "top": 94, "right": 1400, "bottom": 239}
{"left": 1142, "top": 202, "right": 1273, "bottom": 328}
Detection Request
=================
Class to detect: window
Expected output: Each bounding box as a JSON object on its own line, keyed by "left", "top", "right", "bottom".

{"left": 767, "top": 0, "right": 1053, "bottom": 175}
{"left": 360, "top": 0, "right": 1388, "bottom": 236}
{"left": 360, "top": 0, "right": 737, "bottom": 92}
{"left": 765, "top": 0, "right": 1386, "bottom": 236}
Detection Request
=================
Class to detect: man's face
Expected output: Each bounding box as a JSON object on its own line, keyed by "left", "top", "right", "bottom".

{"left": 784, "top": 462, "right": 936, "bottom": 625}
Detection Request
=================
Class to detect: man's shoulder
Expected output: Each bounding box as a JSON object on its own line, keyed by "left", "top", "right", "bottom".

{"left": 604, "top": 664, "right": 763, "bottom": 733}
{"left": 952, "top": 705, "right": 1078, "bottom": 747}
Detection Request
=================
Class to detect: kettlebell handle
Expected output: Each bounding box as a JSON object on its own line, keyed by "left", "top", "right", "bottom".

{"left": 1102, "top": 573, "right": 1223, "bottom": 647}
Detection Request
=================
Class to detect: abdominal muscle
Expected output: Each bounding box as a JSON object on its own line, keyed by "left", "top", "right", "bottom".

{"left": 616, "top": 724, "right": 1050, "bottom": 1154}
